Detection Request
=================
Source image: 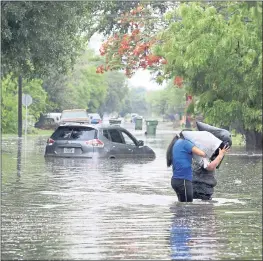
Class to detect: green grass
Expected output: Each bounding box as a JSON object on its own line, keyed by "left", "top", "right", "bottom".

{"left": 2, "top": 128, "right": 53, "bottom": 138}
{"left": 30, "top": 128, "right": 53, "bottom": 136}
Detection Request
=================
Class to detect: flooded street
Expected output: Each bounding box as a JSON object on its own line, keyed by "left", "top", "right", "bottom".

{"left": 1, "top": 123, "right": 262, "bottom": 260}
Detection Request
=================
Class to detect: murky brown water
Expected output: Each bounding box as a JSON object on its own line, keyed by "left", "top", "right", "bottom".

{"left": 1, "top": 123, "right": 262, "bottom": 260}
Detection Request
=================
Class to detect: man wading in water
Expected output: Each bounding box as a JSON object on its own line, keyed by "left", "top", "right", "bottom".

{"left": 192, "top": 142, "right": 230, "bottom": 200}
{"left": 192, "top": 122, "right": 232, "bottom": 200}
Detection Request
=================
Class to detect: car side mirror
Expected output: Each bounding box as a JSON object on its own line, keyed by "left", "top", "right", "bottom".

{"left": 138, "top": 140, "right": 144, "bottom": 146}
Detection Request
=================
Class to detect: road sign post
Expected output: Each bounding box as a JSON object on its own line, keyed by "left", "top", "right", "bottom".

{"left": 18, "top": 76, "right": 22, "bottom": 137}
{"left": 22, "top": 94, "right": 33, "bottom": 135}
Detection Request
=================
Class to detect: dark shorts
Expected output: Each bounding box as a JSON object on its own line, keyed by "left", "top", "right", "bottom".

{"left": 171, "top": 178, "right": 193, "bottom": 202}
{"left": 193, "top": 182, "right": 214, "bottom": 200}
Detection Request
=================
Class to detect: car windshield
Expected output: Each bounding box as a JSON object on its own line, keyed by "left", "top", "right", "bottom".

{"left": 51, "top": 126, "right": 96, "bottom": 140}
{"left": 61, "top": 111, "right": 88, "bottom": 119}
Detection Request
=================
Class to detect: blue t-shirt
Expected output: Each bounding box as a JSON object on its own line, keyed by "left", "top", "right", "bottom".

{"left": 172, "top": 139, "right": 195, "bottom": 181}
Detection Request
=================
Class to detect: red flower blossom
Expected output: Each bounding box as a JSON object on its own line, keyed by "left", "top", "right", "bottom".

{"left": 174, "top": 76, "right": 183, "bottom": 87}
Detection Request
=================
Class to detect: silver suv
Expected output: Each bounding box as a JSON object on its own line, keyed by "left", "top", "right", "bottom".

{"left": 44, "top": 123, "right": 155, "bottom": 159}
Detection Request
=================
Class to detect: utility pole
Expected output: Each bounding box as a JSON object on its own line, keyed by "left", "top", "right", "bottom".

{"left": 18, "top": 75, "right": 22, "bottom": 137}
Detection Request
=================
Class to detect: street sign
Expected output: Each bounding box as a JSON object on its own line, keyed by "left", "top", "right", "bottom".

{"left": 22, "top": 94, "right": 33, "bottom": 135}
{"left": 22, "top": 94, "right": 32, "bottom": 106}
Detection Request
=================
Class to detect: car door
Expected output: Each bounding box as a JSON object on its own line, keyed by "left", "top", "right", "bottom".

{"left": 120, "top": 130, "right": 147, "bottom": 157}
{"left": 119, "top": 130, "right": 138, "bottom": 157}
{"left": 107, "top": 129, "right": 134, "bottom": 158}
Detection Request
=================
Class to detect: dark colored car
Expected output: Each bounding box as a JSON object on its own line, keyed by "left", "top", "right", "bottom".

{"left": 44, "top": 123, "right": 155, "bottom": 159}
{"left": 35, "top": 113, "right": 61, "bottom": 130}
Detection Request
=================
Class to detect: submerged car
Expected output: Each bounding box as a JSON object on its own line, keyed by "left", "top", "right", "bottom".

{"left": 44, "top": 123, "right": 155, "bottom": 159}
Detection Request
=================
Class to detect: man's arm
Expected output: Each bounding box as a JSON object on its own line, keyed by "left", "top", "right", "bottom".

{"left": 206, "top": 145, "right": 230, "bottom": 171}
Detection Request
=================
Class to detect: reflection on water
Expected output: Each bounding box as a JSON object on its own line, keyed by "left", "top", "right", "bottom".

{"left": 170, "top": 204, "right": 193, "bottom": 260}
{"left": 1, "top": 126, "right": 262, "bottom": 260}
{"left": 170, "top": 203, "right": 218, "bottom": 260}
{"left": 16, "top": 138, "right": 22, "bottom": 177}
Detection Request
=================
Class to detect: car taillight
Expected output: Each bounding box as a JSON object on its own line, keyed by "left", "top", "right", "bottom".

{"left": 47, "top": 138, "right": 55, "bottom": 145}
{"left": 99, "top": 120, "right": 102, "bottom": 123}
{"left": 86, "top": 139, "right": 104, "bottom": 148}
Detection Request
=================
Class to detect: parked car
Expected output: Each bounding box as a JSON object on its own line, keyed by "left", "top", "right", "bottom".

{"left": 35, "top": 113, "right": 61, "bottom": 129}
{"left": 60, "top": 109, "right": 90, "bottom": 124}
{"left": 44, "top": 123, "right": 155, "bottom": 159}
{"left": 88, "top": 113, "right": 102, "bottom": 124}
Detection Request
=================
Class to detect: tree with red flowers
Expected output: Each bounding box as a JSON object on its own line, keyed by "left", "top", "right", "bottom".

{"left": 96, "top": 5, "right": 177, "bottom": 84}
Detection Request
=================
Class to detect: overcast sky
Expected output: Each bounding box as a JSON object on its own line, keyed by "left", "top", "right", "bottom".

{"left": 88, "top": 33, "right": 165, "bottom": 91}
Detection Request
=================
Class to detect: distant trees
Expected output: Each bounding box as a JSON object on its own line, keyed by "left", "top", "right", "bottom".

{"left": 42, "top": 50, "right": 128, "bottom": 114}
{"left": 129, "top": 87, "right": 149, "bottom": 116}
{"left": 1, "top": 48, "right": 129, "bottom": 133}
{"left": 98, "top": 71, "right": 129, "bottom": 115}
{"left": 119, "top": 87, "right": 149, "bottom": 117}
{"left": 146, "top": 81, "right": 186, "bottom": 116}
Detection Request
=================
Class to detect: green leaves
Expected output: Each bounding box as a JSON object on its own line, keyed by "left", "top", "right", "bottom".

{"left": 23, "top": 78, "right": 47, "bottom": 121}
{"left": 1, "top": 73, "right": 47, "bottom": 133}
{"left": 1, "top": 1, "right": 97, "bottom": 77}
{"left": 1, "top": 74, "right": 18, "bottom": 133}
{"left": 154, "top": 2, "right": 262, "bottom": 134}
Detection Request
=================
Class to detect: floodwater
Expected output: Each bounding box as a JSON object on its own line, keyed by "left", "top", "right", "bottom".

{"left": 1, "top": 123, "right": 262, "bottom": 260}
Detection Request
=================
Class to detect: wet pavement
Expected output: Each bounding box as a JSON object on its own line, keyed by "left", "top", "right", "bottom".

{"left": 1, "top": 122, "right": 262, "bottom": 260}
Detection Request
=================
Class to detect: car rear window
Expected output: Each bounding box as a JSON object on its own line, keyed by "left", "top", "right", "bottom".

{"left": 51, "top": 126, "right": 96, "bottom": 140}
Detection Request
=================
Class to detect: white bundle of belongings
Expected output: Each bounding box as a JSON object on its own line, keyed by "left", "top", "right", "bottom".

{"left": 182, "top": 130, "right": 222, "bottom": 159}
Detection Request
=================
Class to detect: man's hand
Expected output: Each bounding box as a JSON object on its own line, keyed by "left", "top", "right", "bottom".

{"left": 219, "top": 145, "right": 230, "bottom": 157}
{"left": 206, "top": 145, "right": 230, "bottom": 171}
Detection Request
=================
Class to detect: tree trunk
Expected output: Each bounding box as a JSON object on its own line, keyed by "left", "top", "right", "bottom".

{"left": 245, "top": 130, "right": 262, "bottom": 152}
